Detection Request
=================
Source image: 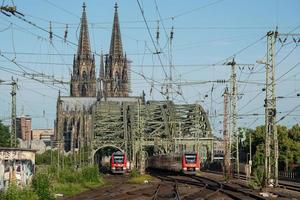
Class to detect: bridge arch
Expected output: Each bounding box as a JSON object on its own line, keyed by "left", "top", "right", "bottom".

{"left": 92, "top": 144, "right": 124, "bottom": 173}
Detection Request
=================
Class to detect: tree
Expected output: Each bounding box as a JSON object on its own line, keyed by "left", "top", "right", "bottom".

{"left": 0, "top": 121, "right": 10, "bottom": 147}
{"left": 288, "top": 124, "right": 300, "bottom": 141}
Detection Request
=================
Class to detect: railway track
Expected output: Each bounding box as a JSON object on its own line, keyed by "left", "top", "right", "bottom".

{"left": 151, "top": 170, "right": 265, "bottom": 200}
{"left": 206, "top": 170, "right": 300, "bottom": 193}
{"left": 151, "top": 181, "right": 181, "bottom": 200}
{"left": 234, "top": 173, "right": 300, "bottom": 193}
{"left": 190, "top": 175, "right": 266, "bottom": 200}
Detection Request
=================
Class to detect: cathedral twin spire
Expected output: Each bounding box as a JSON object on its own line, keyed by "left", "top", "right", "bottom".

{"left": 104, "top": 3, "right": 129, "bottom": 97}
{"left": 70, "top": 2, "right": 96, "bottom": 97}
{"left": 109, "top": 3, "right": 123, "bottom": 61}
{"left": 71, "top": 2, "right": 129, "bottom": 98}
{"left": 77, "top": 3, "right": 91, "bottom": 59}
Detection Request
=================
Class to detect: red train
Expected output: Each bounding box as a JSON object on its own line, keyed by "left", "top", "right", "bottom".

{"left": 148, "top": 152, "right": 200, "bottom": 175}
{"left": 110, "top": 151, "right": 127, "bottom": 174}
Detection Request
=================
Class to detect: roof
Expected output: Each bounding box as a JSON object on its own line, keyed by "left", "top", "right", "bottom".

{"left": 60, "top": 96, "right": 96, "bottom": 111}
{"left": 0, "top": 147, "right": 37, "bottom": 152}
{"left": 103, "top": 96, "right": 141, "bottom": 102}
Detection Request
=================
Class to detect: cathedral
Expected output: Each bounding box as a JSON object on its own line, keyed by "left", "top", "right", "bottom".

{"left": 55, "top": 3, "right": 129, "bottom": 152}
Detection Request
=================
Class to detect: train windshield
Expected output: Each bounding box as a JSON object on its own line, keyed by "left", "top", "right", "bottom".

{"left": 185, "top": 154, "right": 196, "bottom": 163}
{"left": 114, "top": 155, "right": 124, "bottom": 163}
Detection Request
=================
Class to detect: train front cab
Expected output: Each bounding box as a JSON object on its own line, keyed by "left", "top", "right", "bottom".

{"left": 110, "top": 152, "right": 127, "bottom": 174}
{"left": 182, "top": 153, "right": 200, "bottom": 175}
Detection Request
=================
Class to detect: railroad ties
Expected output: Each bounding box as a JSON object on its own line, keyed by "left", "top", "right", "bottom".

{"left": 150, "top": 170, "right": 266, "bottom": 200}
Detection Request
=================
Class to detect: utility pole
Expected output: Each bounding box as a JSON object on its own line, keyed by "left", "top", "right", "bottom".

{"left": 250, "top": 129, "right": 252, "bottom": 175}
{"left": 226, "top": 59, "right": 254, "bottom": 179}
{"left": 257, "top": 31, "right": 300, "bottom": 187}
{"left": 257, "top": 31, "right": 277, "bottom": 188}
{"left": 223, "top": 87, "right": 231, "bottom": 179}
{"left": 265, "top": 31, "right": 277, "bottom": 187}
{"left": 227, "top": 59, "right": 239, "bottom": 178}
{"left": 10, "top": 79, "right": 17, "bottom": 147}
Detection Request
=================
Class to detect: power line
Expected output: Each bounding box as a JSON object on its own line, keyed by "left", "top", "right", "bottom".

{"left": 136, "top": 0, "right": 168, "bottom": 78}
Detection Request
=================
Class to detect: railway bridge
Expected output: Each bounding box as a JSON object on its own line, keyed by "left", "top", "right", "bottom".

{"left": 91, "top": 96, "right": 214, "bottom": 172}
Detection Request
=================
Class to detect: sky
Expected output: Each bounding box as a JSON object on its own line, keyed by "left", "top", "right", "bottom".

{"left": 0, "top": 0, "right": 299, "bottom": 136}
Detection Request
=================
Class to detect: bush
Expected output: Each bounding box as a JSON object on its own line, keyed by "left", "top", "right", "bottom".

{"left": 249, "top": 166, "right": 265, "bottom": 189}
{"left": 36, "top": 150, "right": 52, "bottom": 165}
{"left": 81, "top": 165, "right": 100, "bottom": 183}
{"left": 57, "top": 168, "right": 82, "bottom": 183}
{"left": 130, "top": 168, "right": 140, "bottom": 178}
{"left": 32, "top": 172, "right": 55, "bottom": 200}
{"left": 0, "top": 183, "right": 38, "bottom": 200}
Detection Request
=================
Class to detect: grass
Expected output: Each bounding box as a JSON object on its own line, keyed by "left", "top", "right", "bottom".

{"left": 128, "top": 174, "right": 153, "bottom": 184}
{"left": 37, "top": 165, "right": 105, "bottom": 198}
{"left": 53, "top": 181, "right": 104, "bottom": 197}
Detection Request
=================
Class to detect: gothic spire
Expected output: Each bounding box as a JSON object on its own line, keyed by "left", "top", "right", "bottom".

{"left": 109, "top": 3, "right": 123, "bottom": 59}
{"left": 77, "top": 2, "right": 91, "bottom": 58}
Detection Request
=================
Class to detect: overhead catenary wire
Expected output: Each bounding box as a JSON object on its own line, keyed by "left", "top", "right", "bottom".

{"left": 136, "top": 0, "right": 168, "bottom": 78}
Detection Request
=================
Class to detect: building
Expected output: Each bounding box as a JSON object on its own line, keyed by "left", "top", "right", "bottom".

{"left": 16, "top": 116, "right": 32, "bottom": 141}
{"left": 55, "top": 3, "right": 214, "bottom": 167}
{"left": 100, "top": 3, "right": 130, "bottom": 97}
{"left": 70, "top": 3, "right": 96, "bottom": 97}
{"left": 55, "top": 3, "right": 128, "bottom": 152}
{"left": 31, "top": 129, "right": 54, "bottom": 146}
{"left": 0, "top": 148, "right": 36, "bottom": 189}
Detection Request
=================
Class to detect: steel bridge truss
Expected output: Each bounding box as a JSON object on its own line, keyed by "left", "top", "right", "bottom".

{"left": 92, "top": 99, "right": 213, "bottom": 169}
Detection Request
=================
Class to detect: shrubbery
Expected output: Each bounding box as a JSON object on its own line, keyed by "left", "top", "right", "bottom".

{"left": 1, "top": 165, "right": 103, "bottom": 199}
{"left": 32, "top": 172, "right": 55, "bottom": 200}
{"left": 81, "top": 165, "right": 101, "bottom": 182}
{"left": 129, "top": 168, "right": 140, "bottom": 178}
{"left": 0, "top": 183, "right": 38, "bottom": 200}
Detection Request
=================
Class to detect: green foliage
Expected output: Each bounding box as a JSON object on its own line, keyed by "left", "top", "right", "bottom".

{"left": 129, "top": 168, "right": 140, "bottom": 178}
{"left": 128, "top": 174, "right": 152, "bottom": 184}
{"left": 288, "top": 124, "right": 300, "bottom": 141}
{"left": 53, "top": 181, "right": 103, "bottom": 197}
{"left": 36, "top": 149, "right": 88, "bottom": 168}
{"left": 52, "top": 183, "right": 85, "bottom": 197}
{"left": 32, "top": 172, "right": 55, "bottom": 200}
{"left": 248, "top": 166, "right": 265, "bottom": 189}
{"left": 0, "top": 121, "right": 11, "bottom": 147}
{"left": 128, "top": 169, "right": 152, "bottom": 184}
{"left": 50, "top": 165, "right": 103, "bottom": 197}
{"left": 36, "top": 150, "right": 52, "bottom": 165}
{"left": 0, "top": 183, "right": 38, "bottom": 200}
{"left": 240, "top": 124, "right": 300, "bottom": 174}
{"left": 57, "top": 168, "right": 82, "bottom": 183}
{"left": 81, "top": 165, "right": 101, "bottom": 183}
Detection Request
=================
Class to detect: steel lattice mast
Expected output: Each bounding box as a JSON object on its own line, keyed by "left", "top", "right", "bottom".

{"left": 264, "top": 31, "right": 278, "bottom": 187}
{"left": 223, "top": 87, "right": 231, "bottom": 179}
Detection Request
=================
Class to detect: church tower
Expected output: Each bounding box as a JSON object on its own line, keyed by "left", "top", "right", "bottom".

{"left": 70, "top": 3, "right": 96, "bottom": 97}
{"left": 102, "top": 3, "right": 129, "bottom": 97}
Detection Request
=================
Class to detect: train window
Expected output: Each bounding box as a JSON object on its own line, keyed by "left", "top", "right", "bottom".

{"left": 185, "top": 154, "right": 196, "bottom": 163}
{"left": 114, "top": 155, "right": 124, "bottom": 163}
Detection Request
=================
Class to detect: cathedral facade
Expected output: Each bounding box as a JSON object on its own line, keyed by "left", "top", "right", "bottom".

{"left": 55, "top": 3, "right": 129, "bottom": 152}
